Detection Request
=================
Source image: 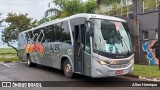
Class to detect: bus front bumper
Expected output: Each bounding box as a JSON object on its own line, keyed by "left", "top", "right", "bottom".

{"left": 91, "top": 58, "right": 134, "bottom": 78}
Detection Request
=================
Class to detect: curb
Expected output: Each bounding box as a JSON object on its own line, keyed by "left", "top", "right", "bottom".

{"left": 125, "top": 74, "right": 160, "bottom": 81}
{"left": 138, "top": 76, "right": 160, "bottom": 81}
{"left": 125, "top": 74, "right": 139, "bottom": 79}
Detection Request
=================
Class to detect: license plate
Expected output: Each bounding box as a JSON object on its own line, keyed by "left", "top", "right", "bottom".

{"left": 116, "top": 70, "right": 123, "bottom": 74}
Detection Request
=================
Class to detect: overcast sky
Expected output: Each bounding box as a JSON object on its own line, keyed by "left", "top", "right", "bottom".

{"left": 0, "top": 0, "right": 52, "bottom": 48}
{"left": 0, "top": 0, "right": 87, "bottom": 48}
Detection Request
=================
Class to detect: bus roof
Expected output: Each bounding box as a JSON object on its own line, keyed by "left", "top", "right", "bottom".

{"left": 22, "top": 13, "right": 126, "bottom": 33}
{"left": 70, "top": 13, "right": 126, "bottom": 22}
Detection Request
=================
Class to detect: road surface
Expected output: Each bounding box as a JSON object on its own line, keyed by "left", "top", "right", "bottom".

{"left": 0, "top": 62, "right": 159, "bottom": 90}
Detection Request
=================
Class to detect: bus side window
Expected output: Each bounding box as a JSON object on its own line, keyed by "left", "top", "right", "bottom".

{"left": 24, "top": 32, "right": 28, "bottom": 43}
{"left": 44, "top": 25, "right": 55, "bottom": 42}
{"left": 74, "top": 25, "right": 80, "bottom": 43}
{"left": 28, "top": 31, "right": 34, "bottom": 43}
{"left": 18, "top": 34, "right": 23, "bottom": 48}
{"left": 37, "top": 28, "right": 45, "bottom": 43}
{"left": 85, "top": 29, "right": 91, "bottom": 54}
{"left": 62, "top": 21, "right": 71, "bottom": 44}
{"left": 80, "top": 24, "right": 86, "bottom": 46}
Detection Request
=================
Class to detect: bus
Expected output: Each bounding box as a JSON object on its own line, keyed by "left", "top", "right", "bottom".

{"left": 18, "top": 13, "right": 134, "bottom": 78}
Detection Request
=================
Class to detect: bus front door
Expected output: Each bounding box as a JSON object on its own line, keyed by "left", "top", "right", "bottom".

{"left": 74, "top": 25, "right": 83, "bottom": 74}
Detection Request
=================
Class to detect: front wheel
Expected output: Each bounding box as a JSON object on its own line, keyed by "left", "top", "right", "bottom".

{"left": 63, "top": 60, "right": 74, "bottom": 78}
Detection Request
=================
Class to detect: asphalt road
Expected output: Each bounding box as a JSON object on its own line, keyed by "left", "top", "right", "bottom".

{"left": 0, "top": 62, "right": 159, "bottom": 90}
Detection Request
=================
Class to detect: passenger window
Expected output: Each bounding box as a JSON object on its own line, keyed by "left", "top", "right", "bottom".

{"left": 56, "top": 21, "right": 71, "bottom": 43}
{"left": 74, "top": 25, "right": 80, "bottom": 43}
{"left": 44, "top": 25, "right": 55, "bottom": 42}
{"left": 28, "top": 31, "right": 34, "bottom": 43}
{"left": 33, "top": 29, "right": 40, "bottom": 42}
{"left": 62, "top": 21, "right": 71, "bottom": 43}
{"left": 55, "top": 23, "right": 61, "bottom": 42}
{"left": 18, "top": 34, "right": 24, "bottom": 47}
{"left": 38, "top": 29, "right": 45, "bottom": 43}
{"left": 80, "top": 24, "right": 86, "bottom": 45}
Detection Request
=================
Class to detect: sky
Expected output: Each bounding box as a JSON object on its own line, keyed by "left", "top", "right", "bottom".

{"left": 0, "top": 0, "right": 52, "bottom": 48}
{"left": 0, "top": 0, "right": 87, "bottom": 48}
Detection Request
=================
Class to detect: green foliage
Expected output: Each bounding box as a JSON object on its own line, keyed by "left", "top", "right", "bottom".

{"left": 83, "top": 0, "right": 97, "bottom": 13}
{"left": 109, "top": 2, "right": 120, "bottom": 16}
{"left": 45, "top": 0, "right": 98, "bottom": 20}
{"left": 100, "top": 0, "right": 120, "bottom": 6}
{"left": 0, "top": 48, "right": 17, "bottom": 55}
{"left": 38, "top": 17, "right": 49, "bottom": 25}
{"left": 0, "top": 57, "right": 19, "bottom": 62}
{"left": 143, "top": 0, "right": 157, "bottom": 12}
{"left": 1, "top": 13, "right": 37, "bottom": 52}
{"left": 98, "top": 0, "right": 132, "bottom": 17}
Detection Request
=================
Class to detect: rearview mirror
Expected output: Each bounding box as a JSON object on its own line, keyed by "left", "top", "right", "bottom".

{"left": 85, "top": 20, "right": 94, "bottom": 36}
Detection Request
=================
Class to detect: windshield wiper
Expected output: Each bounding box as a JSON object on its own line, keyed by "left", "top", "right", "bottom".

{"left": 116, "top": 30, "right": 130, "bottom": 55}
{"left": 119, "top": 36, "right": 123, "bottom": 47}
{"left": 121, "top": 36, "right": 130, "bottom": 55}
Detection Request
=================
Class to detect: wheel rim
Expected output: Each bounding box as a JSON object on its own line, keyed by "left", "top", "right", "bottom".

{"left": 65, "top": 63, "right": 71, "bottom": 75}
{"left": 27, "top": 58, "right": 30, "bottom": 65}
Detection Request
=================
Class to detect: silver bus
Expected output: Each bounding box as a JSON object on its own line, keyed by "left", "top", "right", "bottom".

{"left": 18, "top": 14, "right": 134, "bottom": 78}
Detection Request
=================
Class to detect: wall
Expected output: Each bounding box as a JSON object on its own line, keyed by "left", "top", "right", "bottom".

{"left": 138, "top": 11, "right": 159, "bottom": 64}
{"left": 141, "top": 40, "right": 159, "bottom": 64}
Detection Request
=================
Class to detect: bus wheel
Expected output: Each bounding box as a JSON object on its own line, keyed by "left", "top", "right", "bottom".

{"left": 27, "top": 55, "right": 34, "bottom": 67}
{"left": 63, "top": 60, "right": 73, "bottom": 78}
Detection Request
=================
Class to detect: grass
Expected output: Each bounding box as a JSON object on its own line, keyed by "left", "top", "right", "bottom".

{"left": 0, "top": 48, "right": 19, "bottom": 62}
{"left": 0, "top": 48, "right": 17, "bottom": 55}
{"left": 131, "top": 64, "right": 160, "bottom": 79}
{"left": 0, "top": 57, "right": 19, "bottom": 61}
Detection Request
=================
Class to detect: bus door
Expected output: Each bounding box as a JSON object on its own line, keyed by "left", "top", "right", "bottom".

{"left": 74, "top": 25, "right": 84, "bottom": 73}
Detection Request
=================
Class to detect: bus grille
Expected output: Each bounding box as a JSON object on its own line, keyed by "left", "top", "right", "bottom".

{"left": 108, "top": 64, "right": 129, "bottom": 68}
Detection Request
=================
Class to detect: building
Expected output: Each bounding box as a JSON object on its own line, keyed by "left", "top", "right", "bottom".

{"left": 97, "top": 0, "right": 160, "bottom": 65}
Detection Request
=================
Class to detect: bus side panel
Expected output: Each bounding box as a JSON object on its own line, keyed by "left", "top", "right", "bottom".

{"left": 50, "top": 20, "right": 74, "bottom": 69}
{"left": 40, "top": 42, "right": 53, "bottom": 67}
{"left": 83, "top": 52, "right": 91, "bottom": 76}
{"left": 58, "top": 42, "right": 74, "bottom": 69}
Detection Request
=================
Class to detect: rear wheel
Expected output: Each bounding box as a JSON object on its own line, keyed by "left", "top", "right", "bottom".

{"left": 27, "top": 55, "right": 35, "bottom": 67}
{"left": 63, "top": 60, "right": 73, "bottom": 78}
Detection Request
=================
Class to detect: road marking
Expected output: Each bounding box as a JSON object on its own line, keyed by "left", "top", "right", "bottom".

{"left": 0, "top": 63, "right": 11, "bottom": 68}
{"left": 21, "top": 62, "right": 27, "bottom": 64}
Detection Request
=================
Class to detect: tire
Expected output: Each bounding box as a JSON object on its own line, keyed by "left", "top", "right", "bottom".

{"left": 63, "top": 60, "right": 74, "bottom": 78}
{"left": 27, "top": 55, "right": 35, "bottom": 67}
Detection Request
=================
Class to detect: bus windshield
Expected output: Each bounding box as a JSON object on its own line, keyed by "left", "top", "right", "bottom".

{"left": 91, "top": 19, "right": 133, "bottom": 55}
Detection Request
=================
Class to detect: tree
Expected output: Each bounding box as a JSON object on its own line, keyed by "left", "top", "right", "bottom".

{"left": 83, "top": 0, "right": 97, "bottom": 13}
{"left": 98, "top": 0, "right": 132, "bottom": 17}
{"left": 143, "top": 0, "right": 157, "bottom": 12}
{"left": 1, "top": 13, "right": 37, "bottom": 52}
{"left": 38, "top": 17, "right": 49, "bottom": 25}
{"left": 97, "top": 0, "right": 120, "bottom": 6}
{"left": 45, "top": 0, "right": 97, "bottom": 19}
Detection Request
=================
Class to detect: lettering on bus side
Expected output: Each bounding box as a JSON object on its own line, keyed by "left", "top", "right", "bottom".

{"left": 50, "top": 44, "right": 60, "bottom": 53}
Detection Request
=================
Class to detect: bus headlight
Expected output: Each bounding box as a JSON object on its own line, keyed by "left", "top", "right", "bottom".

{"left": 92, "top": 56, "right": 106, "bottom": 65}
{"left": 97, "top": 60, "right": 107, "bottom": 65}
{"left": 96, "top": 60, "right": 119, "bottom": 65}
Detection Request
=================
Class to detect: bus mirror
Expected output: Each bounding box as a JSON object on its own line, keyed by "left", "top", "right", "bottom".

{"left": 88, "top": 27, "right": 94, "bottom": 36}
{"left": 85, "top": 20, "right": 94, "bottom": 36}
